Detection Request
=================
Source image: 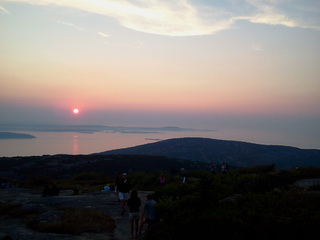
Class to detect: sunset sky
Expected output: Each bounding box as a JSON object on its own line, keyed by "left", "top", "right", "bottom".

{"left": 1, "top": 0, "right": 320, "bottom": 148}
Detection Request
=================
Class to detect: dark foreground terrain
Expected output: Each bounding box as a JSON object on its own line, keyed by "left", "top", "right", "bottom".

{"left": 1, "top": 164, "right": 320, "bottom": 240}
{"left": 0, "top": 154, "right": 207, "bottom": 180}
{"left": 1, "top": 137, "right": 320, "bottom": 240}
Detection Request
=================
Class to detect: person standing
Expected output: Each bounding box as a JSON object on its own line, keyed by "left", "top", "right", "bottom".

{"left": 180, "top": 168, "right": 187, "bottom": 183}
{"left": 210, "top": 162, "right": 217, "bottom": 175}
{"left": 139, "top": 194, "right": 157, "bottom": 235}
{"left": 221, "top": 162, "right": 228, "bottom": 174}
{"left": 127, "top": 190, "right": 141, "bottom": 238}
{"left": 159, "top": 173, "right": 166, "bottom": 186}
{"left": 117, "top": 173, "right": 131, "bottom": 215}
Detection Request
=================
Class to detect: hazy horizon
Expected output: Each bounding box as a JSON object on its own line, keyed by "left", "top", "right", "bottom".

{"left": 1, "top": 121, "right": 319, "bottom": 151}
{"left": 1, "top": 0, "right": 320, "bottom": 151}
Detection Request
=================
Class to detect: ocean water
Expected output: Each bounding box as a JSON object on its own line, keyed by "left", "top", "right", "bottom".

{"left": 0, "top": 128, "right": 318, "bottom": 157}
{"left": 0, "top": 130, "right": 213, "bottom": 157}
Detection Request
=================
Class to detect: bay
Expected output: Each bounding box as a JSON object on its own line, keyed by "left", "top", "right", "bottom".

{"left": 0, "top": 128, "right": 318, "bottom": 157}
{"left": 0, "top": 130, "right": 215, "bottom": 157}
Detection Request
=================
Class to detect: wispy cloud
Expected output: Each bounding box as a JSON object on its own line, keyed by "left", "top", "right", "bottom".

{"left": 105, "top": 40, "right": 143, "bottom": 49}
{"left": 1, "top": 0, "right": 319, "bottom": 36}
{"left": 0, "top": 5, "right": 10, "bottom": 14}
{"left": 53, "top": 20, "right": 88, "bottom": 32}
{"left": 98, "top": 32, "right": 110, "bottom": 38}
{"left": 241, "top": 0, "right": 297, "bottom": 27}
{"left": 242, "top": 0, "right": 320, "bottom": 30}
{"left": 0, "top": 0, "right": 234, "bottom": 36}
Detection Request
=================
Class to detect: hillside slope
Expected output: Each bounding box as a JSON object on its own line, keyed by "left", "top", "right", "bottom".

{"left": 96, "top": 137, "right": 320, "bottom": 169}
{"left": 0, "top": 154, "right": 207, "bottom": 180}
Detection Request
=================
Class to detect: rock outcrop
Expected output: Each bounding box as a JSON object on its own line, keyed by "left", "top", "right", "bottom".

{"left": 0, "top": 188, "right": 151, "bottom": 240}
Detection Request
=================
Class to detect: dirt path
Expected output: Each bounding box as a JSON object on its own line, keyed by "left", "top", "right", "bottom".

{"left": 0, "top": 189, "right": 152, "bottom": 240}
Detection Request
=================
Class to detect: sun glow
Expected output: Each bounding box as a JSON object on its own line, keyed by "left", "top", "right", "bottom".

{"left": 73, "top": 108, "right": 79, "bottom": 114}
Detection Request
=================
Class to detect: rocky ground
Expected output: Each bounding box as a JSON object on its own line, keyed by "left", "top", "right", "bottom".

{"left": 0, "top": 188, "right": 152, "bottom": 240}
{"left": 2, "top": 179, "right": 320, "bottom": 240}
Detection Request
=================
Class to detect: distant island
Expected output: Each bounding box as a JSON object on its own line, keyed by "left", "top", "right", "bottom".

{"left": 0, "top": 132, "right": 36, "bottom": 139}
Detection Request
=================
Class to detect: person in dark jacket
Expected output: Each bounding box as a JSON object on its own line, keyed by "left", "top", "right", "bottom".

{"left": 117, "top": 173, "right": 131, "bottom": 215}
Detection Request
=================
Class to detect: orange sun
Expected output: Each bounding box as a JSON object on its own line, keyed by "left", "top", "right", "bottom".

{"left": 73, "top": 108, "right": 79, "bottom": 114}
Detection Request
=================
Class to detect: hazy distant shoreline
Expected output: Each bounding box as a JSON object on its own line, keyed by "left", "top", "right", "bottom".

{"left": 0, "top": 132, "right": 36, "bottom": 139}
{"left": 0, "top": 124, "right": 318, "bottom": 157}
{"left": 0, "top": 124, "right": 215, "bottom": 134}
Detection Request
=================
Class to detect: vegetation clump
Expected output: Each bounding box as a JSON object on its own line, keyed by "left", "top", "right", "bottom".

{"left": 146, "top": 166, "right": 320, "bottom": 240}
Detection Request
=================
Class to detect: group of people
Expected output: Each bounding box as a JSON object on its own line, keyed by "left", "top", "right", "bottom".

{"left": 115, "top": 172, "right": 158, "bottom": 238}
{"left": 1, "top": 180, "right": 14, "bottom": 189}
{"left": 210, "top": 162, "right": 229, "bottom": 174}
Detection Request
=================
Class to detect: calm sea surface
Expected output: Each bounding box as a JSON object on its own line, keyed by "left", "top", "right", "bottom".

{"left": 0, "top": 129, "right": 318, "bottom": 157}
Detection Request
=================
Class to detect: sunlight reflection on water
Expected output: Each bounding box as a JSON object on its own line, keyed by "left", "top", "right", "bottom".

{"left": 0, "top": 129, "right": 318, "bottom": 157}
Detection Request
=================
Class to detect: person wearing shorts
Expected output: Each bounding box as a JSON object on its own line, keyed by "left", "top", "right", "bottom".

{"left": 117, "top": 173, "right": 131, "bottom": 215}
{"left": 118, "top": 192, "right": 129, "bottom": 201}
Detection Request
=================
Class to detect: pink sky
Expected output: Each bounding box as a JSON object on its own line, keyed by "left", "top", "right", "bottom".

{"left": 1, "top": 0, "right": 320, "bottom": 148}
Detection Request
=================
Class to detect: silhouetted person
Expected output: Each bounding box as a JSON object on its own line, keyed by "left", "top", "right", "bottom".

{"left": 117, "top": 173, "right": 131, "bottom": 215}
{"left": 221, "top": 162, "right": 228, "bottom": 174}
{"left": 210, "top": 162, "right": 217, "bottom": 174}
{"left": 159, "top": 173, "right": 166, "bottom": 186}
{"left": 180, "top": 168, "right": 187, "bottom": 183}
{"left": 72, "top": 186, "right": 80, "bottom": 195}
{"left": 127, "top": 189, "right": 141, "bottom": 238}
{"left": 139, "top": 194, "right": 157, "bottom": 235}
